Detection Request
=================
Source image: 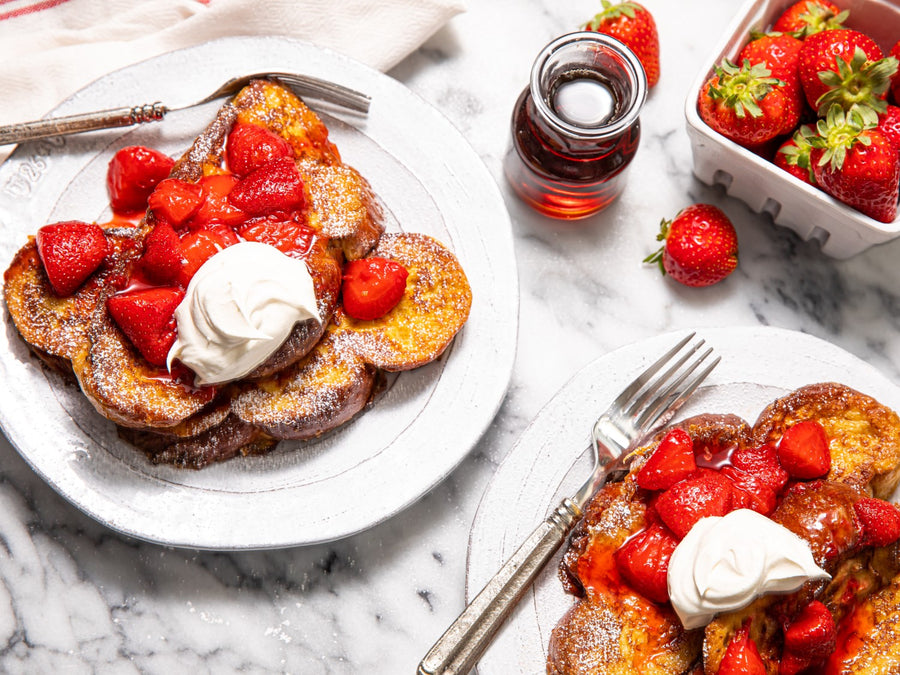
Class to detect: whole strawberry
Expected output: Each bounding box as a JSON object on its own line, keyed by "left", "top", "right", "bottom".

{"left": 810, "top": 105, "right": 900, "bottom": 223}
{"left": 775, "top": 124, "right": 817, "bottom": 185}
{"left": 584, "top": 1, "right": 659, "bottom": 88}
{"left": 738, "top": 33, "right": 805, "bottom": 134}
{"left": 644, "top": 204, "right": 739, "bottom": 287}
{"left": 798, "top": 29, "right": 896, "bottom": 119}
{"left": 772, "top": 0, "right": 847, "bottom": 39}
{"left": 698, "top": 59, "right": 794, "bottom": 148}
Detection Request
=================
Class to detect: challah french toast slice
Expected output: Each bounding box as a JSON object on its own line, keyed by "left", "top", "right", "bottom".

{"left": 550, "top": 384, "right": 900, "bottom": 675}
{"left": 751, "top": 382, "right": 900, "bottom": 499}
{"left": 824, "top": 564, "right": 900, "bottom": 672}
{"left": 548, "top": 480, "right": 703, "bottom": 675}
{"left": 3, "top": 226, "right": 141, "bottom": 372}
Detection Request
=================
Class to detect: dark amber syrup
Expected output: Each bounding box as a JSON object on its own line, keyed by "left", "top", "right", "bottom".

{"left": 504, "top": 70, "right": 641, "bottom": 220}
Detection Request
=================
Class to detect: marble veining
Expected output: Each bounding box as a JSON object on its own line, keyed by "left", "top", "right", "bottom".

{"left": 1, "top": 0, "right": 900, "bottom": 672}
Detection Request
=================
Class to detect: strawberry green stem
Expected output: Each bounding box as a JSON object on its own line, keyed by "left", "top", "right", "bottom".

{"left": 643, "top": 218, "right": 671, "bottom": 275}
{"left": 708, "top": 60, "right": 783, "bottom": 119}
{"left": 792, "top": 2, "right": 848, "bottom": 38}
{"left": 584, "top": 0, "right": 640, "bottom": 28}
{"left": 816, "top": 49, "right": 899, "bottom": 121}
{"left": 809, "top": 104, "right": 871, "bottom": 172}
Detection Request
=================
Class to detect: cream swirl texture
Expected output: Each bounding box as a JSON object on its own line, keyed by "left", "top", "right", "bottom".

{"left": 667, "top": 509, "right": 830, "bottom": 630}
{"left": 167, "top": 242, "right": 320, "bottom": 386}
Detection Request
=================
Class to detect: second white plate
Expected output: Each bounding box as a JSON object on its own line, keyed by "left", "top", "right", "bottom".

{"left": 467, "top": 326, "right": 900, "bottom": 673}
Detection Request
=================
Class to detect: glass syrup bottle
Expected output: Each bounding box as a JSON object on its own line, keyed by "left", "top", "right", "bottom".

{"left": 504, "top": 31, "right": 648, "bottom": 220}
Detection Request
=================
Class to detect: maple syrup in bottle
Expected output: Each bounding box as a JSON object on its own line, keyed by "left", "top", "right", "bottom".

{"left": 505, "top": 32, "right": 648, "bottom": 219}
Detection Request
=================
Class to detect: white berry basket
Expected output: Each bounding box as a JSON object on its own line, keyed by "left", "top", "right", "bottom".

{"left": 684, "top": 0, "right": 900, "bottom": 259}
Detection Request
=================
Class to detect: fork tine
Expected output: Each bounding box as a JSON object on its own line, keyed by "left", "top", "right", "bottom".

{"left": 662, "top": 355, "right": 721, "bottom": 416}
{"left": 623, "top": 339, "right": 705, "bottom": 418}
{"left": 635, "top": 352, "right": 720, "bottom": 431}
{"left": 271, "top": 72, "right": 371, "bottom": 113}
{"left": 608, "top": 332, "right": 695, "bottom": 412}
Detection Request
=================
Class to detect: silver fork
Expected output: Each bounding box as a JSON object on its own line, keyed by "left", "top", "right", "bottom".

{"left": 0, "top": 72, "right": 370, "bottom": 146}
{"left": 417, "top": 332, "right": 719, "bottom": 675}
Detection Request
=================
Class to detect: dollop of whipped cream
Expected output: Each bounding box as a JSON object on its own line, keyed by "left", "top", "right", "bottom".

{"left": 167, "top": 241, "right": 320, "bottom": 386}
{"left": 667, "top": 509, "right": 830, "bottom": 630}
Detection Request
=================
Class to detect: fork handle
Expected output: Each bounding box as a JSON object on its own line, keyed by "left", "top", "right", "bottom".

{"left": 0, "top": 103, "right": 167, "bottom": 145}
{"left": 417, "top": 498, "right": 582, "bottom": 675}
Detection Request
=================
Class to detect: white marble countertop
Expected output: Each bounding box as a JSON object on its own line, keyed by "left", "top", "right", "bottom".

{"left": 2, "top": 0, "right": 900, "bottom": 673}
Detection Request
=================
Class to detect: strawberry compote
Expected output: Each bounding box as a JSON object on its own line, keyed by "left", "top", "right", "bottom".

{"left": 504, "top": 31, "right": 647, "bottom": 220}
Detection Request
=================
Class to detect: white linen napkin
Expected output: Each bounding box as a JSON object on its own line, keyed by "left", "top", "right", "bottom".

{"left": 0, "top": 0, "right": 465, "bottom": 163}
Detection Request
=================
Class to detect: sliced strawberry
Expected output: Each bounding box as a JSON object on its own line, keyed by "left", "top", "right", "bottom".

{"left": 178, "top": 225, "right": 240, "bottom": 287}
{"left": 779, "top": 651, "right": 813, "bottom": 675}
{"left": 226, "top": 122, "right": 294, "bottom": 176}
{"left": 107, "top": 145, "right": 175, "bottom": 214}
{"left": 35, "top": 220, "right": 109, "bottom": 296}
{"left": 783, "top": 600, "right": 836, "bottom": 661}
{"left": 140, "top": 222, "right": 184, "bottom": 285}
{"left": 613, "top": 523, "right": 678, "bottom": 603}
{"left": 227, "top": 157, "right": 306, "bottom": 216}
{"left": 721, "top": 466, "right": 777, "bottom": 516}
{"left": 107, "top": 287, "right": 184, "bottom": 367}
{"left": 189, "top": 174, "right": 247, "bottom": 228}
{"left": 853, "top": 496, "right": 900, "bottom": 548}
{"left": 238, "top": 214, "right": 316, "bottom": 258}
{"left": 718, "top": 621, "right": 766, "bottom": 675}
{"left": 731, "top": 443, "right": 789, "bottom": 494}
{"left": 655, "top": 470, "right": 733, "bottom": 539}
{"left": 342, "top": 257, "right": 410, "bottom": 321}
{"left": 147, "top": 178, "right": 204, "bottom": 227}
{"left": 777, "top": 420, "right": 831, "bottom": 480}
{"left": 636, "top": 428, "right": 697, "bottom": 491}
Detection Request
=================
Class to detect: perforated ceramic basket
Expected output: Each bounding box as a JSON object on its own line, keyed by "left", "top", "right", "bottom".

{"left": 684, "top": 0, "right": 900, "bottom": 259}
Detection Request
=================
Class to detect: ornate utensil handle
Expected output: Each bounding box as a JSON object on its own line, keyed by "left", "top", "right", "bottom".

{"left": 417, "top": 498, "right": 582, "bottom": 675}
{"left": 0, "top": 103, "right": 166, "bottom": 145}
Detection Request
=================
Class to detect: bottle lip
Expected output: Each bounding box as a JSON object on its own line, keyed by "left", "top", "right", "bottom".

{"left": 530, "top": 31, "right": 648, "bottom": 140}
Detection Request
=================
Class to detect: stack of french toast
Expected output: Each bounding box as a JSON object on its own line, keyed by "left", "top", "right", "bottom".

{"left": 548, "top": 382, "right": 900, "bottom": 674}
{"left": 3, "top": 78, "right": 472, "bottom": 469}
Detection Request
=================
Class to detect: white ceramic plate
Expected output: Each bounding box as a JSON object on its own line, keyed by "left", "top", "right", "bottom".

{"left": 0, "top": 37, "right": 518, "bottom": 550}
{"left": 467, "top": 326, "right": 900, "bottom": 674}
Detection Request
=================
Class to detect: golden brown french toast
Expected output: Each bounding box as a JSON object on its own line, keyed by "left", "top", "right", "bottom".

{"left": 550, "top": 384, "right": 900, "bottom": 675}
{"left": 824, "top": 566, "right": 900, "bottom": 673}
{"left": 752, "top": 382, "right": 900, "bottom": 499}
{"left": 3, "top": 77, "right": 471, "bottom": 469}
{"left": 3, "top": 227, "right": 141, "bottom": 369}
{"left": 335, "top": 232, "right": 473, "bottom": 371}
{"left": 549, "top": 480, "right": 703, "bottom": 675}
